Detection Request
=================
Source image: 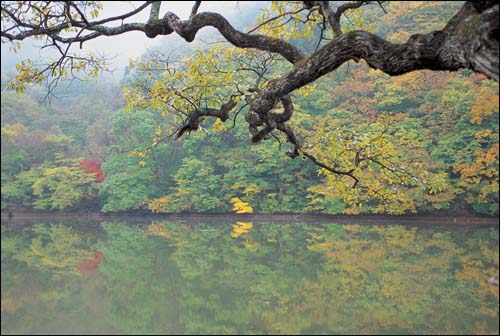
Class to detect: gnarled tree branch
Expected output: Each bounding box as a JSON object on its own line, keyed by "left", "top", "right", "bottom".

{"left": 248, "top": 1, "right": 499, "bottom": 130}
{"left": 176, "top": 95, "right": 238, "bottom": 138}
{"left": 148, "top": 11, "right": 305, "bottom": 63}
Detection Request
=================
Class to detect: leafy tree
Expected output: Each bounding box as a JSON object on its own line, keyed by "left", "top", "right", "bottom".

{"left": 162, "top": 157, "right": 224, "bottom": 212}
{"left": 98, "top": 109, "right": 163, "bottom": 212}
{"left": 1, "top": 1, "right": 498, "bottom": 192}
{"left": 1, "top": 123, "right": 31, "bottom": 183}
{"left": 99, "top": 155, "right": 158, "bottom": 212}
{"left": 32, "top": 157, "right": 99, "bottom": 210}
{"left": 1, "top": 168, "right": 40, "bottom": 209}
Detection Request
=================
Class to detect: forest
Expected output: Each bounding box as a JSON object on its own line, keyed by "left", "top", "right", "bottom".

{"left": 1, "top": 1, "right": 498, "bottom": 216}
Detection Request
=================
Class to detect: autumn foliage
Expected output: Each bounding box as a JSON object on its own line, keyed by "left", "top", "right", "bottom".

{"left": 1, "top": 2, "right": 497, "bottom": 215}
{"left": 80, "top": 159, "right": 105, "bottom": 182}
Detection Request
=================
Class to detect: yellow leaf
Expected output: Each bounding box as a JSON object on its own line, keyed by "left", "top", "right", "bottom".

{"left": 230, "top": 197, "right": 253, "bottom": 214}
{"left": 212, "top": 118, "right": 227, "bottom": 133}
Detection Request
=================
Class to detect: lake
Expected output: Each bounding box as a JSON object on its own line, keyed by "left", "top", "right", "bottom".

{"left": 1, "top": 216, "right": 498, "bottom": 335}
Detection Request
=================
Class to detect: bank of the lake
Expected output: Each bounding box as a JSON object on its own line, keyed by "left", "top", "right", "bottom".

{"left": 2, "top": 210, "right": 498, "bottom": 226}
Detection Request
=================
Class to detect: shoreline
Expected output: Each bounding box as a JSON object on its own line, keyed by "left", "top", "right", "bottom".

{"left": 1, "top": 211, "right": 498, "bottom": 226}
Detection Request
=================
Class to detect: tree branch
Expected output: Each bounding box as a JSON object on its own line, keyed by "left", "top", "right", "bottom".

{"left": 305, "top": 1, "right": 368, "bottom": 36}
{"left": 175, "top": 96, "right": 238, "bottom": 138}
{"left": 190, "top": 1, "right": 202, "bottom": 19}
{"left": 248, "top": 2, "right": 499, "bottom": 129}
{"left": 148, "top": 1, "right": 161, "bottom": 23}
{"left": 148, "top": 11, "right": 306, "bottom": 63}
{"left": 1, "top": 1, "right": 498, "bottom": 182}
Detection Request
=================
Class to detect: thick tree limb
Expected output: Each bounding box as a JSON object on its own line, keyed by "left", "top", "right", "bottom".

{"left": 167, "top": 0, "right": 499, "bottom": 183}
{"left": 3, "top": 1, "right": 496, "bottom": 76}
{"left": 239, "top": 1, "right": 498, "bottom": 185}
{"left": 148, "top": 11, "right": 305, "bottom": 63}
{"left": 148, "top": 1, "right": 161, "bottom": 22}
{"left": 249, "top": 1, "right": 499, "bottom": 126}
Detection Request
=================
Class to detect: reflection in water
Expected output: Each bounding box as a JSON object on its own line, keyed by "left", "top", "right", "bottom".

{"left": 1, "top": 219, "right": 498, "bottom": 335}
{"left": 230, "top": 221, "right": 253, "bottom": 238}
{"left": 76, "top": 251, "right": 104, "bottom": 274}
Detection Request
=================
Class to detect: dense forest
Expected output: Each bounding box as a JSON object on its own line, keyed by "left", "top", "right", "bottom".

{"left": 1, "top": 1, "right": 498, "bottom": 215}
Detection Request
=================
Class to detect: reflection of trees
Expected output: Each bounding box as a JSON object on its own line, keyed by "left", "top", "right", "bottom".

{"left": 0, "top": 223, "right": 102, "bottom": 334}
{"left": 301, "top": 225, "right": 499, "bottom": 334}
{"left": 97, "top": 222, "right": 181, "bottom": 334}
{"left": 1, "top": 221, "right": 498, "bottom": 335}
{"left": 167, "top": 222, "right": 498, "bottom": 335}
{"left": 166, "top": 221, "right": 319, "bottom": 334}
{"left": 12, "top": 224, "right": 95, "bottom": 275}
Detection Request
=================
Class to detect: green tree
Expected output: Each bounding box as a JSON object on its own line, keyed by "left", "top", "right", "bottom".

{"left": 99, "top": 155, "right": 157, "bottom": 212}
{"left": 99, "top": 109, "right": 163, "bottom": 212}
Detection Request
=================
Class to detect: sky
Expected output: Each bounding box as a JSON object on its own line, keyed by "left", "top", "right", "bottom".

{"left": 1, "top": 1, "right": 265, "bottom": 75}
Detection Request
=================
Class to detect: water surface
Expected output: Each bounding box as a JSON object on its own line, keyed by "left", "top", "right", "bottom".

{"left": 1, "top": 218, "right": 498, "bottom": 334}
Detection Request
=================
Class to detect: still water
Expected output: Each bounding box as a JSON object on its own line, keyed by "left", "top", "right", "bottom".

{"left": 1, "top": 217, "right": 498, "bottom": 335}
